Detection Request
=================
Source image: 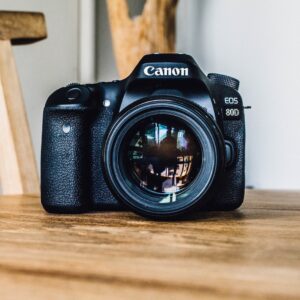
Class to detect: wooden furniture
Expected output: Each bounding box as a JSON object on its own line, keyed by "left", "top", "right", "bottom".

{"left": 107, "top": 0, "right": 178, "bottom": 78}
{"left": 0, "top": 11, "right": 47, "bottom": 195}
{"left": 0, "top": 190, "right": 299, "bottom": 299}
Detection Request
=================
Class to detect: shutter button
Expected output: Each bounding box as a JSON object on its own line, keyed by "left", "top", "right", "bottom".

{"left": 66, "top": 88, "right": 81, "bottom": 101}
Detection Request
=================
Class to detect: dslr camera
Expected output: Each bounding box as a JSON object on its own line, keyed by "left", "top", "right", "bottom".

{"left": 41, "top": 54, "right": 245, "bottom": 219}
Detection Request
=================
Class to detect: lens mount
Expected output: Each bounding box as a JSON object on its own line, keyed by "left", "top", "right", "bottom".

{"left": 103, "top": 97, "right": 225, "bottom": 218}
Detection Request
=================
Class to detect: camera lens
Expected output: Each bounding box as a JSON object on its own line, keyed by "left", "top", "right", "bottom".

{"left": 103, "top": 98, "right": 224, "bottom": 219}
{"left": 124, "top": 116, "right": 202, "bottom": 194}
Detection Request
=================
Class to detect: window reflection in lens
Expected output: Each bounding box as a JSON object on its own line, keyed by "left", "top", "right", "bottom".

{"left": 125, "top": 116, "right": 202, "bottom": 194}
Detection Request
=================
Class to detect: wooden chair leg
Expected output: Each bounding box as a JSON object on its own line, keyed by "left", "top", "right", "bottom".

{"left": 0, "top": 40, "right": 39, "bottom": 195}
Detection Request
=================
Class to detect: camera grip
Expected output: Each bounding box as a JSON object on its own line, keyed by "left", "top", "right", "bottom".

{"left": 41, "top": 108, "right": 92, "bottom": 213}
{"left": 213, "top": 119, "right": 245, "bottom": 210}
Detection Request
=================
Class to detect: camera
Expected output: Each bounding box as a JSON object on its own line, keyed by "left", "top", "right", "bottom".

{"left": 41, "top": 53, "right": 245, "bottom": 219}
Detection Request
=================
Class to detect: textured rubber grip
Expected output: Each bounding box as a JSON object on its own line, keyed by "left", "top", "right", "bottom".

{"left": 208, "top": 73, "right": 240, "bottom": 91}
{"left": 41, "top": 108, "right": 92, "bottom": 213}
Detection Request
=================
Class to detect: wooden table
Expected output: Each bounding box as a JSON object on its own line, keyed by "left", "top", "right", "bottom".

{"left": 0, "top": 190, "right": 299, "bottom": 300}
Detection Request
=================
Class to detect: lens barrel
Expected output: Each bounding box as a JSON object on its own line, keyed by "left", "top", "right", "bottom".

{"left": 103, "top": 97, "right": 225, "bottom": 219}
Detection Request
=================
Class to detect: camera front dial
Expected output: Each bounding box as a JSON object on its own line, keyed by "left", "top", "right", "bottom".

{"left": 103, "top": 97, "right": 225, "bottom": 219}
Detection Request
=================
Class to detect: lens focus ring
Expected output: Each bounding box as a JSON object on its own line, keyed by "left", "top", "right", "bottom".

{"left": 103, "top": 97, "right": 225, "bottom": 219}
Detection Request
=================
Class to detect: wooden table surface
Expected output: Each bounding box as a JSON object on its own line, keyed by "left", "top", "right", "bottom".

{"left": 0, "top": 190, "right": 299, "bottom": 300}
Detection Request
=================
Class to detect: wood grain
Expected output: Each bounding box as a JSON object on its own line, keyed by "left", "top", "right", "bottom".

{"left": 107, "top": 0, "right": 178, "bottom": 78}
{"left": 0, "top": 190, "right": 299, "bottom": 299}
{"left": 0, "top": 11, "right": 47, "bottom": 45}
{"left": 0, "top": 40, "right": 39, "bottom": 195}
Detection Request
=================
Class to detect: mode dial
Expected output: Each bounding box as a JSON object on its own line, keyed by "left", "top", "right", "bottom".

{"left": 208, "top": 73, "right": 240, "bottom": 91}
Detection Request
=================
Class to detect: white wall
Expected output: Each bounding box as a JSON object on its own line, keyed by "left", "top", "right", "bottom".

{"left": 97, "top": 0, "right": 300, "bottom": 190}
{"left": 0, "top": 0, "right": 80, "bottom": 167}
{"left": 176, "top": 0, "right": 300, "bottom": 190}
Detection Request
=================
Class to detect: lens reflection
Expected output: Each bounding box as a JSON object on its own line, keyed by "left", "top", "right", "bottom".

{"left": 125, "top": 116, "right": 202, "bottom": 194}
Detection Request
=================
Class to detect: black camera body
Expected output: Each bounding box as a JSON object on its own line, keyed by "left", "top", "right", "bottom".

{"left": 41, "top": 54, "right": 245, "bottom": 219}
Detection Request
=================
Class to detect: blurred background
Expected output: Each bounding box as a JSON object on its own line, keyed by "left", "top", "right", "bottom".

{"left": 1, "top": 0, "right": 299, "bottom": 190}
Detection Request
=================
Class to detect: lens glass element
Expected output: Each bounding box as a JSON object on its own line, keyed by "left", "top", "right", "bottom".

{"left": 123, "top": 116, "right": 202, "bottom": 195}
